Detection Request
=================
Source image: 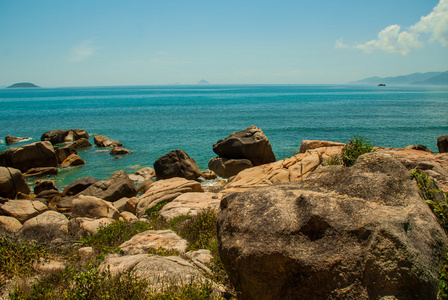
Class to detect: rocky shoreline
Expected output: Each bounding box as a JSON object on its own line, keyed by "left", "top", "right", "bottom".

{"left": 1, "top": 126, "right": 448, "bottom": 299}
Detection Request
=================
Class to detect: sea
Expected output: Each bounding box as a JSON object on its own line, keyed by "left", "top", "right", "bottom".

{"left": 1, "top": 84, "right": 448, "bottom": 189}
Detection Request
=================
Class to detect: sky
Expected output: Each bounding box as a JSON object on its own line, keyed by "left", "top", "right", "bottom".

{"left": 0, "top": 0, "right": 447, "bottom": 87}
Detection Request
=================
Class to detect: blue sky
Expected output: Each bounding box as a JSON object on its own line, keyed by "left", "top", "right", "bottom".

{"left": 1, "top": 0, "right": 447, "bottom": 87}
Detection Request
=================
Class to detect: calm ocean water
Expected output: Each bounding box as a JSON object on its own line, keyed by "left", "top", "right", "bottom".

{"left": 1, "top": 84, "right": 448, "bottom": 189}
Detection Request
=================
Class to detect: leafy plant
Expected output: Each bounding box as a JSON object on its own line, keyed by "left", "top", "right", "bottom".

{"left": 0, "top": 236, "right": 48, "bottom": 279}
{"left": 325, "top": 155, "right": 342, "bottom": 166}
{"left": 341, "top": 135, "right": 374, "bottom": 167}
{"left": 410, "top": 169, "right": 448, "bottom": 299}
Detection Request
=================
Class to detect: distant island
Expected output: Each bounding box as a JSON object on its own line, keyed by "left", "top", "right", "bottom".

{"left": 197, "top": 79, "right": 210, "bottom": 85}
{"left": 352, "top": 71, "right": 448, "bottom": 86}
{"left": 7, "top": 82, "right": 40, "bottom": 88}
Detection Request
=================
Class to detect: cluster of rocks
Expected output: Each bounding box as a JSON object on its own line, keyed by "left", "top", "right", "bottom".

{"left": 1, "top": 126, "right": 448, "bottom": 299}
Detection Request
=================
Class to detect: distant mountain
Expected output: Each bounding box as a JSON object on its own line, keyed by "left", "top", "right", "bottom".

{"left": 413, "top": 71, "right": 448, "bottom": 85}
{"left": 7, "top": 82, "right": 40, "bottom": 88}
{"left": 197, "top": 79, "right": 210, "bottom": 85}
{"left": 351, "top": 71, "right": 448, "bottom": 86}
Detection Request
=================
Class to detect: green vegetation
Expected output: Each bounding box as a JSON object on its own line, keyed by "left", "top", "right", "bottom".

{"left": 325, "top": 155, "right": 343, "bottom": 166}
{"left": 410, "top": 169, "right": 448, "bottom": 299}
{"left": 3, "top": 203, "right": 233, "bottom": 299}
{"left": 341, "top": 135, "right": 374, "bottom": 167}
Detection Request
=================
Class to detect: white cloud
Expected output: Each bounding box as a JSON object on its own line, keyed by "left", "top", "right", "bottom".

{"left": 334, "top": 38, "right": 349, "bottom": 49}
{"left": 344, "top": 0, "right": 447, "bottom": 55}
{"left": 410, "top": 0, "right": 448, "bottom": 46}
{"left": 68, "top": 40, "right": 96, "bottom": 62}
{"left": 354, "top": 25, "right": 422, "bottom": 55}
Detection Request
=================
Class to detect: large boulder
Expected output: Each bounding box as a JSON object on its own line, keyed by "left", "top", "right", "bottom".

{"left": 119, "top": 230, "right": 188, "bottom": 255}
{"left": 299, "top": 139, "right": 345, "bottom": 153}
{"left": 64, "top": 138, "right": 92, "bottom": 151}
{"left": 128, "top": 167, "right": 155, "bottom": 183}
{"left": 17, "top": 211, "right": 69, "bottom": 243}
{"left": 0, "top": 216, "right": 22, "bottom": 235}
{"left": 22, "top": 167, "right": 58, "bottom": 178}
{"left": 41, "top": 129, "right": 89, "bottom": 145}
{"left": 208, "top": 157, "right": 253, "bottom": 178}
{"left": 68, "top": 217, "right": 115, "bottom": 238}
{"left": 0, "top": 200, "right": 48, "bottom": 223}
{"left": 54, "top": 146, "right": 77, "bottom": 164}
{"left": 159, "top": 192, "right": 222, "bottom": 221}
{"left": 62, "top": 177, "right": 98, "bottom": 196}
{"left": 0, "top": 167, "right": 30, "bottom": 199}
{"left": 153, "top": 149, "right": 202, "bottom": 180}
{"left": 213, "top": 126, "right": 276, "bottom": 166}
{"left": 217, "top": 152, "right": 448, "bottom": 299}
{"left": 78, "top": 170, "right": 137, "bottom": 202}
{"left": 61, "top": 154, "right": 85, "bottom": 167}
{"left": 0, "top": 141, "right": 58, "bottom": 172}
{"left": 94, "top": 135, "right": 122, "bottom": 148}
{"left": 34, "top": 180, "right": 57, "bottom": 195}
{"left": 136, "top": 177, "right": 203, "bottom": 217}
{"left": 71, "top": 195, "right": 120, "bottom": 220}
{"left": 438, "top": 135, "right": 448, "bottom": 153}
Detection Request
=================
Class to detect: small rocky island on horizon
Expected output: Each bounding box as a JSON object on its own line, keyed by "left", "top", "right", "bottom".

{"left": 7, "top": 82, "right": 40, "bottom": 88}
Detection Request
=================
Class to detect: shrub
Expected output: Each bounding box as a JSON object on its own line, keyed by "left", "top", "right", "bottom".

{"left": 0, "top": 236, "right": 48, "bottom": 279}
{"left": 175, "top": 208, "right": 217, "bottom": 251}
{"left": 341, "top": 135, "right": 374, "bottom": 167}
{"left": 410, "top": 169, "right": 448, "bottom": 299}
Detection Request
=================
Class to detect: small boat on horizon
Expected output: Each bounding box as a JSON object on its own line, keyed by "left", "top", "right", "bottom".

{"left": 378, "top": 83, "right": 386, "bottom": 86}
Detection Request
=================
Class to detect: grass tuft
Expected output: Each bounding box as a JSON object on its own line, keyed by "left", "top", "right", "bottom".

{"left": 341, "top": 135, "right": 374, "bottom": 167}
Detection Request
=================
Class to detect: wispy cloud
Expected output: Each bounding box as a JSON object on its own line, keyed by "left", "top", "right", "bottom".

{"left": 339, "top": 0, "right": 448, "bottom": 55}
{"left": 68, "top": 40, "right": 96, "bottom": 62}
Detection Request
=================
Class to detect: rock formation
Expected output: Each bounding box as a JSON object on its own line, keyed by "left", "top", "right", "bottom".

{"left": 438, "top": 135, "right": 448, "bottom": 153}
{"left": 94, "top": 135, "right": 122, "bottom": 148}
{"left": 0, "top": 167, "right": 30, "bottom": 199}
{"left": 212, "top": 126, "right": 276, "bottom": 166}
{"left": 153, "top": 149, "right": 202, "bottom": 180}
{"left": 217, "top": 152, "right": 448, "bottom": 299}
{"left": 0, "top": 141, "right": 58, "bottom": 172}
{"left": 41, "top": 129, "right": 89, "bottom": 145}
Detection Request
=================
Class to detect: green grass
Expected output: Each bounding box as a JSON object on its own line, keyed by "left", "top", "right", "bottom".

{"left": 341, "top": 135, "right": 374, "bottom": 167}
{"left": 410, "top": 169, "right": 448, "bottom": 299}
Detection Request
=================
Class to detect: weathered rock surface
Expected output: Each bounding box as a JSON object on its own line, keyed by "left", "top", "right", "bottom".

{"left": 54, "top": 146, "right": 77, "bottom": 164}
{"left": 22, "top": 167, "right": 58, "bottom": 178}
{"left": 221, "top": 147, "right": 342, "bottom": 193}
{"left": 218, "top": 152, "right": 448, "bottom": 299}
{"left": 94, "top": 135, "right": 122, "bottom": 148}
{"left": 154, "top": 149, "right": 202, "bottom": 180}
{"left": 208, "top": 157, "right": 253, "bottom": 178}
{"left": 438, "top": 135, "right": 448, "bottom": 153}
{"left": 201, "top": 170, "right": 217, "bottom": 180}
{"left": 34, "top": 180, "right": 57, "bottom": 195}
{"left": 0, "top": 167, "right": 30, "bottom": 199}
{"left": 110, "top": 147, "right": 132, "bottom": 155}
{"left": 17, "top": 211, "right": 68, "bottom": 243}
{"left": 41, "top": 129, "right": 88, "bottom": 145}
{"left": 5, "top": 136, "right": 30, "bottom": 145}
{"left": 128, "top": 167, "right": 155, "bottom": 183}
{"left": 99, "top": 254, "right": 205, "bottom": 288}
{"left": 61, "top": 154, "right": 85, "bottom": 167}
{"left": 119, "top": 211, "right": 138, "bottom": 222}
{"left": 0, "top": 141, "right": 58, "bottom": 172}
{"left": 159, "top": 192, "right": 222, "bottom": 221}
{"left": 404, "top": 144, "right": 433, "bottom": 152}
{"left": 213, "top": 126, "right": 276, "bottom": 166}
{"left": 68, "top": 217, "right": 115, "bottom": 238}
{"left": 71, "top": 195, "right": 120, "bottom": 220}
{"left": 78, "top": 170, "right": 137, "bottom": 202}
{"left": 0, "top": 215, "right": 22, "bottom": 235}
{"left": 62, "top": 177, "right": 98, "bottom": 196}
{"left": 135, "top": 177, "right": 204, "bottom": 217}
{"left": 0, "top": 200, "right": 48, "bottom": 223}
{"left": 64, "top": 138, "right": 92, "bottom": 151}
{"left": 298, "top": 139, "right": 345, "bottom": 153}
{"left": 119, "top": 229, "right": 188, "bottom": 255}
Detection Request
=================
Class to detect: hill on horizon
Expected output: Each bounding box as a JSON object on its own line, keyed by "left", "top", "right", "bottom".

{"left": 7, "top": 82, "right": 40, "bottom": 88}
{"left": 351, "top": 71, "right": 448, "bottom": 86}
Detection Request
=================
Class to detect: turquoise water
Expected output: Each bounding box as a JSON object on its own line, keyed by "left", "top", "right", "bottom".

{"left": 1, "top": 84, "right": 448, "bottom": 189}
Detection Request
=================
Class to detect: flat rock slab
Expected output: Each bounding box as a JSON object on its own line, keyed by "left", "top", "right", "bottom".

{"left": 159, "top": 192, "right": 222, "bottom": 221}
{"left": 99, "top": 254, "right": 205, "bottom": 289}
{"left": 71, "top": 195, "right": 120, "bottom": 220}
{"left": 119, "top": 229, "right": 188, "bottom": 255}
{"left": 136, "top": 177, "right": 203, "bottom": 217}
{"left": 0, "top": 199, "right": 48, "bottom": 223}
